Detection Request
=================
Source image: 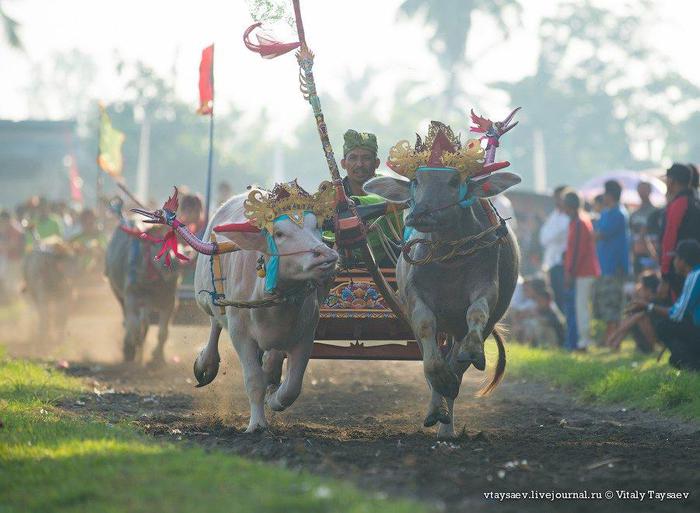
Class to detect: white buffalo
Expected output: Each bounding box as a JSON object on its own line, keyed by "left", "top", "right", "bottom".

{"left": 136, "top": 185, "right": 338, "bottom": 432}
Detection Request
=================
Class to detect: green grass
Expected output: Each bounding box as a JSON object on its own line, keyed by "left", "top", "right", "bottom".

{"left": 505, "top": 343, "right": 700, "bottom": 420}
{"left": 0, "top": 349, "right": 426, "bottom": 513}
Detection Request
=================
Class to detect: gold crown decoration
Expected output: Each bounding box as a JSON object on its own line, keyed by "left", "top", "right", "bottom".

{"left": 244, "top": 180, "right": 336, "bottom": 233}
{"left": 415, "top": 121, "right": 461, "bottom": 152}
{"left": 387, "top": 121, "right": 485, "bottom": 181}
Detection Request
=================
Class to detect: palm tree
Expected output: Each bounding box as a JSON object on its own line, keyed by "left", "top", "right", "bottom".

{"left": 398, "top": 0, "right": 521, "bottom": 109}
{"left": 0, "top": 1, "right": 22, "bottom": 49}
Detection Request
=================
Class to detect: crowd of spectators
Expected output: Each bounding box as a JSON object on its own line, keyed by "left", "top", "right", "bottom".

{"left": 513, "top": 162, "right": 700, "bottom": 371}
{"left": 0, "top": 187, "right": 207, "bottom": 304}
{"left": 0, "top": 197, "right": 108, "bottom": 302}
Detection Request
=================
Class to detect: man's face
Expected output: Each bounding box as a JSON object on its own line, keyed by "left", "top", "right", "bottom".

{"left": 637, "top": 183, "right": 651, "bottom": 202}
{"left": 673, "top": 256, "right": 690, "bottom": 276}
{"left": 341, "top": 148, "right": 379, "bottom": 185}
{"left": 564, "top": 205, "right": 577, "bottom": 218}
{"left": 667, "top": 177, "right": 683, "bottom": 198}
{"left": 81, "top": 214, "right": 96, "bottom": 232}
{"left": 603, "top": 193, "right": 617, "bottom": 209}
{"left": 554, "top": 192, "right": 564, "bottom": 210}
{"left": 181, "top": 206, "right": 202, "bottom": 225}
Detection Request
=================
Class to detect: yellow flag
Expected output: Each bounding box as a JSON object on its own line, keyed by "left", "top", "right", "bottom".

{"left": 97, "top": 104, "right": 125, "bottom": 177}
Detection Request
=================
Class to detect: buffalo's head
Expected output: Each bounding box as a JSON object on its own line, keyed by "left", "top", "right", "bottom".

{"left": 364, "top": 169, "right": 520, "bottom": 233}
{"left": 215, "top": 212, "right": 338, "bottom": 290}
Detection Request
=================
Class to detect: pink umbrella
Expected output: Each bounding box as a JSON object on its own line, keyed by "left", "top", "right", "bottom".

{"left": 579, "top": 169, "right": 666, "bottom": 208}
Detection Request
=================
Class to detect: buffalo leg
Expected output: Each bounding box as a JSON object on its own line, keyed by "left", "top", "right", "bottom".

{"left": 193, "top": 319, "right": 222, "bottom": 387}
{"left": 150, "top": 303, "right": 174, "bottom": 366}
{"left": 408, "top": 298, "right": 459, "bottom": 399}
{"left": 123, "top": 293, "right": 141, "bottom": 362}
{"left": 424, "top": 390, "right": 451, "bottom": 428}
{"left": 436, "top": 397, "right": 456, "bottom": 440}
{"left": 456, "top": 289, "right": 497, "bottom": 371}
{"left": 233, "top": 336, "right": 267, "bottom": 433}
{"left": 266, "top": 341, "right": 312, "bottom": 412}
{"left": 262, "top": 349, "right": 285, "bottom": 390}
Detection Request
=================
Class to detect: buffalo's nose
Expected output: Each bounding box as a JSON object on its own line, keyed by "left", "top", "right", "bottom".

{"left": 406, "top": 208, "right": 433, "bottom": 227}
{"left": 312, "top": 245, "right": 338, "bottom": 263}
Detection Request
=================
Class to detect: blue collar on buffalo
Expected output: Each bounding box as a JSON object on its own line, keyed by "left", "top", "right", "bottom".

{"left": 263, "top": 212, "right": 317, "bottom": 293}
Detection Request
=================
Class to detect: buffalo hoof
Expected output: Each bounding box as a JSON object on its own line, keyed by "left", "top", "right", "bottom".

{"left": 424, "top": 399, "right": 451, "bottom": 427}
{"left": 123, "top": 344, "right": 137, "bottom": 363}
{"left": 457, "top": 350, "right": 486, "bottom": 371}
{"left": 193, "top": 348, "right": 220, "bottom": 388}
{"left": 244, "top": 420, "right": 268, "bottom": 434}
{"left": 265, "top": 385, "right": 285, "bottom": 412}
{"left": 457, "top": 330, "right": 486, "bottom": 370}
{"left": 146, "top": 357, "right": 165, "bottom": 370}
{"left": 426, "top": 361, "right": 460, "bottom": 399}
{"left": 437, "top": 424, "right": 457, "bottom": 440}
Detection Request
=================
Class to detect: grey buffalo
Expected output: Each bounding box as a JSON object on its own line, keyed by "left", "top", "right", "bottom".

{"left": 365, "top": 168, "right": 520, "bottom": 439}
{"left": 105, "top": 222, "right": 180, "bottom": 365}
{"left": 23, "top": 238, "right": 75, "bottom": 344}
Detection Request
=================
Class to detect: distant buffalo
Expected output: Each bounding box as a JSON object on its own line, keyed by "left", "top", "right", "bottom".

{"left": 23, "top": 237, "right": 75, "bottom": 344}
{"left": 105, "top": 223, "right": 180, "bottom": 365}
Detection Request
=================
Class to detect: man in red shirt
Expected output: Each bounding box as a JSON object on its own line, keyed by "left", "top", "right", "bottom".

{"left": 562, "top": 190, "right": 601, "bottom": 350}
{"left": 660, "top": 163, "right": 696, "bottom": 298}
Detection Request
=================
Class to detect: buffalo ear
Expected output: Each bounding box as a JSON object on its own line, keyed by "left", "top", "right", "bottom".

{"left": 470, "top": 172, "right": 521, "bottom": 198}
{"left": 363, "top": 176, "right": 411, "bottom": 203}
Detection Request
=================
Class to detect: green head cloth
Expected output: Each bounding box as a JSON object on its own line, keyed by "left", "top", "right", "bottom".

{"left": 343, "top": 130, "right": 378, "bottom": 157}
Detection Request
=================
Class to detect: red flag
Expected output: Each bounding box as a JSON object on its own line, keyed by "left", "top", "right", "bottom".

{"left": 197, "top": 44, "right": 214, "bottom": 115}
{"left": 243, "top": 23, "right": 300, "bottom": 59}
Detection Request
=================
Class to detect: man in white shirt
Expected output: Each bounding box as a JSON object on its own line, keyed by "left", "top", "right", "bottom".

{"left": 539, "top": 186, "right": 570, "bottom": 312}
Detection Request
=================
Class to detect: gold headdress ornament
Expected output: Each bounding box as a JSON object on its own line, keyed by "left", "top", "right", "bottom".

{"left": 244, "top": 180, "right": 336, "bottom": 233}
{"left": 387, "top": 121, "right": 485, "bottom": 181}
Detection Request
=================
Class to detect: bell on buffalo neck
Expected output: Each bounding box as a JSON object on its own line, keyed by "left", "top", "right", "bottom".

{"left": 256, "top": 256, "right": 266, "bottom": 278}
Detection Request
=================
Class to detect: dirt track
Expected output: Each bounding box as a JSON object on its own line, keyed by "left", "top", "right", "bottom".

{"left": 5, "top": 286, "right": 700, "bottom": 512}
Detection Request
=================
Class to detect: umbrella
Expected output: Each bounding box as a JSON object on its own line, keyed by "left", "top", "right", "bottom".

{"left": 579, "top": 169, "right": 666, "bottom": 207}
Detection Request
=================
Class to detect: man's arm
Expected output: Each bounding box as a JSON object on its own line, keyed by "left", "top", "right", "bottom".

{"left": 633, "top": 273, "right": 699, "bottom": 319}
{"left": 564, "top": 221, "right": 578, "bottom": 288}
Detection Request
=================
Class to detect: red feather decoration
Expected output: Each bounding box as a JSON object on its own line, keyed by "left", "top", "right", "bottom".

{"left": 163, "top": 187, "right": 179, "bottom": 213}
{"left": 469, "top": 109, "right": 493, "bottom": 133}
{"left": 243, "top": 23, "right": 301, "bottom": 59}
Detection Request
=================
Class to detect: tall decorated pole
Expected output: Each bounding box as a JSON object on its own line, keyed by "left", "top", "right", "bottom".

{"left": 292, "top": 0, "right": 366, "bottom": 249}
{"left": 97, "top": 103, "right": 127, "bottom": 215}
{"left": 197, "top": 44, "right": 215, "bottom": 230}
{"left": 244, "top": 1, "right": 365, "bottom": 248}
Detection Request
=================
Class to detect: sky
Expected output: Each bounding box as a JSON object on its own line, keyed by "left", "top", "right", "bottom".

{"left": 1, "top": 0, "right": 699, "bottom": 143}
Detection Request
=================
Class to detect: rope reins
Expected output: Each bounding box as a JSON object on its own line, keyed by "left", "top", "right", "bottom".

{"left": 402, "top": 199, "right": 510, "bottom": 266}
{"left": 402, "top": 219, "right": 508, "bottom": 265}
{"left": 198, "top": 280, "right": 317, "bottom": 309}
{"left": 200, "top": 235, "right": 329, "bottom": 310}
